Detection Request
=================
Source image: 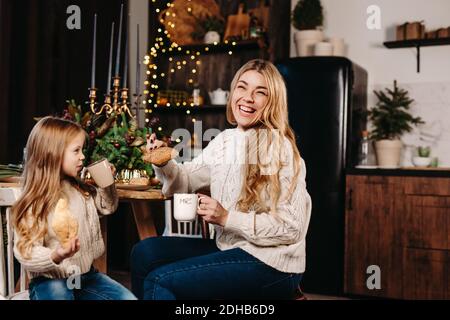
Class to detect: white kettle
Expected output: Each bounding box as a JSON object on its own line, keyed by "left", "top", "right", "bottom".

{"left": 208, "top": 88, "right": 229, "bottom": 105}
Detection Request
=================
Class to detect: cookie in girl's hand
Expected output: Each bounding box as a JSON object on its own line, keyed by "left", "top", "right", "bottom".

{"left": 142, "top": 147, "right": 178, "bottom": 166}
{"left": 51, "top": 198, "right": 78, "bottom": 249}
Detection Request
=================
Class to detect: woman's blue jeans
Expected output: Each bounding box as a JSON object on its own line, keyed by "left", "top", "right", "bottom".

{"left": 130, "top": 237, "right": 302, "bottom": 300}
{"left": 28, "top": 267, "right": 136, "bottom": 300}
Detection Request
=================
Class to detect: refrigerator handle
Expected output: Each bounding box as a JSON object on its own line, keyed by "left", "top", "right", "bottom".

{"left": 347, "top": 188, "right": 353, "bottom": 211}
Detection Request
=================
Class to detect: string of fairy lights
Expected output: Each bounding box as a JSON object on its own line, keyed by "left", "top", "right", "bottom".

{"left": 143, "top": 0, "right": 237, "bottom": 135}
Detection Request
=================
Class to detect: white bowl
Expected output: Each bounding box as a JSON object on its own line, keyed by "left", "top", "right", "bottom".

{"left": 412, "top": 156, "right": 431, "bottom": 167}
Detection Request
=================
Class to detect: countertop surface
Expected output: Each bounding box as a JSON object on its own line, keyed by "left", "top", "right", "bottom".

{"left": 346, "top": 167, "right": 450, "bottom": 178}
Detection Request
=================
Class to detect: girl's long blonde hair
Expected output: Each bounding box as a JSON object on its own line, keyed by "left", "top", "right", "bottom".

{"left": 12, "top": 116, "right": 93, "bottom": 258}
{"left": 226, "top": 59, "right": 301, "bottom": 215}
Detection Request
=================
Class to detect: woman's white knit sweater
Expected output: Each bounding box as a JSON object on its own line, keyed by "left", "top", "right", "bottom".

{"left": 154, "top": 128, "right": 312, "bottom": 273}
{"left": 13, "top": 181, "right": 118, "bottom": 279}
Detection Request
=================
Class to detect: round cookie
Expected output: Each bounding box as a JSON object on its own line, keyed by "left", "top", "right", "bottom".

{"left": 142, "top": 147, "right": 178, "bottom": 166}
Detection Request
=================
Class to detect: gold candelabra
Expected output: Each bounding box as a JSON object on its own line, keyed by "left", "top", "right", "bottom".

{"left": 89, "top": 75, "right": 135, "bottom": 118}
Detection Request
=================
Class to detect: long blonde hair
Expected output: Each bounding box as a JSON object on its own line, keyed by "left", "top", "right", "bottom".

{"left": 12, "top": 116, "right": 93, "bottom": 258}
{"left": 226, "top": 59, "right": 301, "bottom": 215}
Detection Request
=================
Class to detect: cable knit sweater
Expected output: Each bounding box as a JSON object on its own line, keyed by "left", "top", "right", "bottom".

{"left": 13, "top": 180, "right": 118, "bottom": 279}
{"left": 154, "top": 128, "right": 312, "bottom": 273}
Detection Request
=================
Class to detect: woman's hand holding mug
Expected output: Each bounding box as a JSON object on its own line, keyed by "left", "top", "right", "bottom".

{"left": 196, "top": 193, "right": 229, "bottom": 227}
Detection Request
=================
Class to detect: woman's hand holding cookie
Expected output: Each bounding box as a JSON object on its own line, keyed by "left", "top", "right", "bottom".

{"left": 143, "top": 133, "right": 177, "bottom": 167}
{"left": 146, "top": 133, "right": 167, "bottom": 151}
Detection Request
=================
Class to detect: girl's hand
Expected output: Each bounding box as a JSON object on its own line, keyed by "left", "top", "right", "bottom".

{"left": 51, "top": 237, "right": 80, "bottom": 264}
{"left": 196, "top": 193, "right": 229, "bottom": 227}
{"left": 109, "top": 163, "right": 116, "bottom": 176}
{"left": 146, "top": 133, "right": 167, "bottom": 151}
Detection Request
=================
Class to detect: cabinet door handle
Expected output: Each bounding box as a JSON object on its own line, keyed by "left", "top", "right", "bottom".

{"left": 348, "top": 189, "right": 353, "bottom": 211}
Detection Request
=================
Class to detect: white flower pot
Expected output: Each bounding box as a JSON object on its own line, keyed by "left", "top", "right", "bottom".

{"left": 204, "top": 31, "right": 220, "bottom": 44}
{"left": 314, "top": 42, "right": 333, "bottom": 56}
{"left": 374, "top": 139, "right": 403, "bottom": 168}
{"left": 329, "top": 37, "right": 347, "bottom": 56}
{"left": 294, "top": 30, "right": 324, "bottom": 57}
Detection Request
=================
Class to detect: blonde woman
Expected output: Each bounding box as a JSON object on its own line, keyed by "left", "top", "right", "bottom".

{"left": 131, "top": 59, "right": 312, "bottom": 300}
{"left": 12, "top": 117, "right": 136, "bottom": 300}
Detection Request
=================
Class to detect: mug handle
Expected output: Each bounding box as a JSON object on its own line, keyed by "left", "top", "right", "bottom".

{"left": 197, "top": 196, "right": 206, "bottom": 210}
{"left": 80, "top": 167, "right": 87, "bottom": 180}
{"left": 105, "top": 159, "right": 116, "bottom": 176}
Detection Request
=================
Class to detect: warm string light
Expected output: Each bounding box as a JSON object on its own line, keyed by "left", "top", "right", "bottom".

{"left": 144, "top": 0, "right": 236, "bottom": 126}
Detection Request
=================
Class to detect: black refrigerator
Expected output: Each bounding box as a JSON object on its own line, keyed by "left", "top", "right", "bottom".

{"left": 276, "top": 57, "right": 367, "bottom": 295}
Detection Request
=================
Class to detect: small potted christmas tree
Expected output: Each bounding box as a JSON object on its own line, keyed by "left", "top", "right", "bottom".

{"left": 292, "top": 0, "right": 324, "bottom": 56}
{"left": 368, "top": 80, "right": 424, "bottom": 168}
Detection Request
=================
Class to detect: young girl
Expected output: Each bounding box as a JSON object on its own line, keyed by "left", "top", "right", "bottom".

{"left": 131, "top": 59, "right": 312, "bottom": 300}
{"left": 12, "top": 116, "right": 136, "bottom": 300}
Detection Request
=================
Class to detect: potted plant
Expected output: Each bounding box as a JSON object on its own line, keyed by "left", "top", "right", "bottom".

{"left": 412, "top": 146, "right": 432, "bottom": 167}
{"left": 191, "top": 15, "right": 225, "bottom": 44}
{"left": 291, "top": 0, "right": 324, "bottom": 56}
{"left": 368, "top": 80, "right": 424, "bottom": 168}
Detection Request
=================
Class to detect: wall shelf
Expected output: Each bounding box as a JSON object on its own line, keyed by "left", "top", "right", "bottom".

{"left": 383, "top": 37, "right": 450, "bottom": 73}
{"left": 152, "top": 105, "right": 226, "bottom": 113}
{"left": 167, "top": 39, "right": 263, "bottom": 56}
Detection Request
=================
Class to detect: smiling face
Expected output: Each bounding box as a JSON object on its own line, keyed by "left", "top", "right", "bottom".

{"left": 61, "top": 131, "right": 85, "bottom": 178}
{"left": 230, "top": 70, "right": 269, "bottom": 130}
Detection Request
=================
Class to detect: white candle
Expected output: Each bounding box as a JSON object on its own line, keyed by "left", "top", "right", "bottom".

{"left": 123, "top": 15, "right": 129, "bottom": 88}
{"left": 136, "top": 24, "right": 140, "bottom": 125}
{"left": 107, "top": 22, "right": 114, "bottom": 94}
{"left": 91, "top": 14, "right": 97, "bottom": 88}
{"left": 115, "top": 3, "right": 124, "bottom": 77}
{"left": 136, "top": 24, "right": 140, "bottom": 94}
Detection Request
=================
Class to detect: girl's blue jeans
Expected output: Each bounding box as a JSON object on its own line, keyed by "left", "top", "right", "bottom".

{"left": 130, "top": 236, "right": 302, "bottom": 300}
{"left": 28, "top": 267, "right": 136, "bottom": 300}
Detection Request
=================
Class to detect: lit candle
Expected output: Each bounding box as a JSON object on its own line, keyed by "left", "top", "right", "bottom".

{"left": 91, "top": 14, "right": 97, "bottom": 88}
{"left": 123, "top": 15, "right": 129, "bottom": 88}
{"left": 107, "top": 22, "right": 115, "bottom": 94}
{"left": 115, "top": 3, "right": 124, "bottom": 77}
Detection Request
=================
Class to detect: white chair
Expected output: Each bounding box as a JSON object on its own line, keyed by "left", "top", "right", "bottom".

{"left": 0, "top": 187, "right": 29, "bottom": 300}
{"left": 162, "top": 199, "right": 214, "bottom": 239}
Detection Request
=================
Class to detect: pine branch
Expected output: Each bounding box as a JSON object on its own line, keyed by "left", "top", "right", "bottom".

{"left": 368, "top": 80, "right": 424, "bottom": 140}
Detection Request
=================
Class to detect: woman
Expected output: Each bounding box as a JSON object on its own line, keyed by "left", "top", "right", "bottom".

{"left": 131, "top": 59, "right": 312, "bottom": 300}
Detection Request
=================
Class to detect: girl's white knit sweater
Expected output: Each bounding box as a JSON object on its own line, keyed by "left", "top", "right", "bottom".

{"left": 14, "top": 181, "right": 118, "bottom": 279}
{"left": 154, "top": 128, "right": 312, "bottom": 273}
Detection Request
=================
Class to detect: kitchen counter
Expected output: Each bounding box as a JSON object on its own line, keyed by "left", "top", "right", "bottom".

{"left": 346, "top": 167, "right": 450, "bottom": 177}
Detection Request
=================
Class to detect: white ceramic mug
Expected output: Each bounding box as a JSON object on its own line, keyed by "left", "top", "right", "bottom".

{"left": 173, "top": 193, "right": 203, "bottom": 221}
{"left": 86, "top": 159, "right": 114, "bottom": 188}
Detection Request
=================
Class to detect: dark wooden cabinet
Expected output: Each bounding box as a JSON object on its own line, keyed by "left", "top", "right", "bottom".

{"left": 345, "top": 174, "right": 450, "bottom": 299}
{"left": 344, "top": 175, "right": 401, "bottom": 298}
{"left": 402, "top": 248, "right": 448, "bottom": 299}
